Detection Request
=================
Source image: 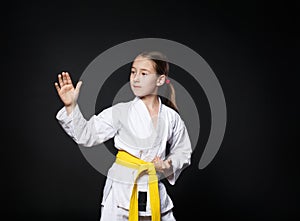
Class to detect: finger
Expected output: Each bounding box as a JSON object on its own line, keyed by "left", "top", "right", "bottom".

{"left": 54, "top": 82, "right": 60, "bottom": 93}
{"left": 152, "top": 156, "right": 158, "bottom": 163}
{"left": 62, "top": 72, "right": 68, "bottom": 84}
{"left": 65, "top": 72, "right": 73, "bottom": 85}
{"left": 58, "top": 73, "right": 64, "bottom": 87}
{"left": 75, "top": 81, "right": 83, "bottom": 93}
{"left": 154, "top": 161, "right": 161, "bottom": 169}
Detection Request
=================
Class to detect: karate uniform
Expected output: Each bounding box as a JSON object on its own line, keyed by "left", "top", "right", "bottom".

{"left": 56, "top": 96, "right": 192, "bottom": 220}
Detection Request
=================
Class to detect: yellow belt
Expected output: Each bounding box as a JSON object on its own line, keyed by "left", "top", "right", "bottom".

{"left": 115, "top": 150, "right": 160, "bottom": 221}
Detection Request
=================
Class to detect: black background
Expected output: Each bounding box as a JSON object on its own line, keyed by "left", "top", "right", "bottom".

{"left": 3, "top": 0, "right": 299, "bottom": 220}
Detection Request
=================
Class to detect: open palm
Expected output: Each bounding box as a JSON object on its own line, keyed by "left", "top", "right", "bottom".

{"left": 55, "top": 72, "right": 82, "bottom": 107}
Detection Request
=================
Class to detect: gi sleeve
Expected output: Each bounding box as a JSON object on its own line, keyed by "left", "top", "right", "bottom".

{"left": 56, "top": 104, "right": 119, "bottom": 147}
{"left": 166, "top": 113, "right": 192, "bottom": 185}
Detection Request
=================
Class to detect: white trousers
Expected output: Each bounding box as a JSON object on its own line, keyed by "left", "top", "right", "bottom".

{"left": 100, "top": 188, "right": 176, "bottom": 221}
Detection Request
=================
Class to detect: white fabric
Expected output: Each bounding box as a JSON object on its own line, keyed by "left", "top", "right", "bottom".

{"left": 56, "top": 96, "right": 192, "bottom": 218}
{"left": 100, "top": 190, "right": 176, "bottom": 221}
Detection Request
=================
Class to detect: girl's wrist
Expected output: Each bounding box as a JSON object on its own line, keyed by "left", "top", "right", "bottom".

{"left": 65, "top": 103, "right": 77, "bottom": 115}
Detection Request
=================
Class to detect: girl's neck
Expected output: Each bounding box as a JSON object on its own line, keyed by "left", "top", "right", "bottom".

{"left": 140, "top": 95, "right": 159, "bottom": 110}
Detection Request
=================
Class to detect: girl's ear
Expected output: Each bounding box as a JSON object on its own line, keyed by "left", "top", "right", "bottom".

{"left": 157, "top": 75, "right": 166, "bottom": 86}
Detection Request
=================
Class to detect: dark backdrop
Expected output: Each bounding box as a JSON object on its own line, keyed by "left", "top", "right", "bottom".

{"left": 3, "top": 0, "right": 299, "bottom": 220}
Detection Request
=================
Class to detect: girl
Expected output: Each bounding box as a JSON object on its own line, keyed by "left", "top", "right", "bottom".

{"left": 55, "top": 51, "right": 192, "bottom": 221}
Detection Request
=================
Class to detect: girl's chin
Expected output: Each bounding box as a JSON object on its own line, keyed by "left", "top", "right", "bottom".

{"left": 134, "top": 93, "right": 145, "bottom": 97}
{"left": 132, "top": 89, "right": 156, "bottom": 97}
{"left": 132, "top": 90, "right": 145, "bottom": 97}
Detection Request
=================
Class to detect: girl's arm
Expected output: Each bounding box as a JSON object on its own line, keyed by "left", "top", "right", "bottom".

{"left": 56, "top": 104, "right": 119, "bottom": 147}
{"left": 55, "top": 72, "right": 119, "bottom": 147}
{"left": 165, "top": 115, "right": 192, "bottom": 185}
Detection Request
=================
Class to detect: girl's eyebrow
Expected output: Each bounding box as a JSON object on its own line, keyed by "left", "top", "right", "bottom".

{"left": 131, "top": 67, "right": 151, "bottom": 72}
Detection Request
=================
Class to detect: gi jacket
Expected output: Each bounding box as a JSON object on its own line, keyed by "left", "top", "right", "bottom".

{"left": 56, "top": 96, "right": 192, "bottom": 215}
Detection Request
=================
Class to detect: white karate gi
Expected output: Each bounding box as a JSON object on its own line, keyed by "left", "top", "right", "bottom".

{"left": 56, "top": 96, "right": 192, "bottom": 221}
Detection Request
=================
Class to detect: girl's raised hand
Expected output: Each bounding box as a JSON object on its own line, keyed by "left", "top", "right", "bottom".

{"left": 54, "top": 72, "right": 82, "bottom": 113}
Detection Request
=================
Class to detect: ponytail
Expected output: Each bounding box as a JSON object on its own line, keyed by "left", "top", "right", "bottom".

{"left": 159, "top": 81, "right": 179, "bottom": 113}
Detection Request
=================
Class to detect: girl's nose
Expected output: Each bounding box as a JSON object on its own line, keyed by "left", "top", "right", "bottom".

{"left": 133, "top": 73, "right": 140, "bottom": 81}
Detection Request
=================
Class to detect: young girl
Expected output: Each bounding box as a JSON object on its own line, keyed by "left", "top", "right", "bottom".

{"left": 55, "top": 51, "right": 192, "bottom": 221}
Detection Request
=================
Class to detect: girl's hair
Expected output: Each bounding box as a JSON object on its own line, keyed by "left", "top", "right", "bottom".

{"left": 137, "top": 51, "right": 179, "bottom": 113}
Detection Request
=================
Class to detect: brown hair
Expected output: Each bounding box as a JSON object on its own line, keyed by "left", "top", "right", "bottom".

{"left": 138, "top": 51, "right": 179, "bottom": 113}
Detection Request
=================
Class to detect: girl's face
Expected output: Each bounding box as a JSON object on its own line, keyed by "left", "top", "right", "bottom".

{"left": 130, "top": 56, "right": 161, "bottom": 97}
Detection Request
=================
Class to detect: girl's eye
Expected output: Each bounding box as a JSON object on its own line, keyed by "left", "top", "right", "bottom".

{"left": 142, "top": 73, "right": 147, "bottom": 76}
